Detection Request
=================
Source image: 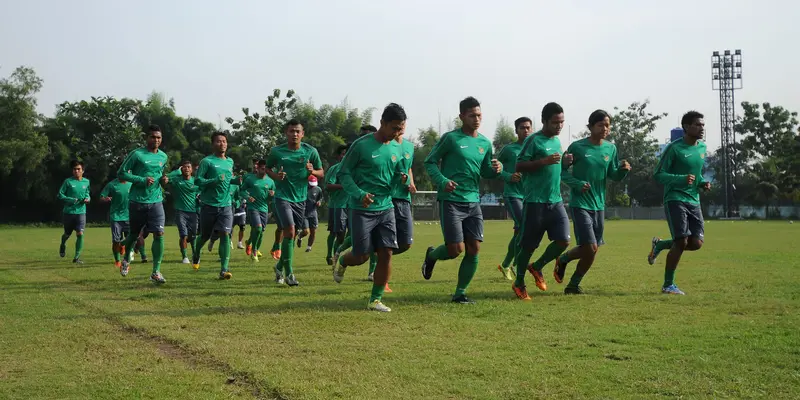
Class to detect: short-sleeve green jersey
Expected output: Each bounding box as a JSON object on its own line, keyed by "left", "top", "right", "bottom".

{"left": 195, "top": 155, "right": 236, "bottom": 207}
{"left": 561, "top": 138, "right": 628, "bottom": 211}
{"left": 100, "top": 179, "right": 132, "bottom": 221}
{"left": 266, "top": 143, "right": 323, "bottom": 203}
{"left": 390, "top": 139, "right": 415, "bottom": 201}
{"left": 654, "top": 138, "right": 708, "bottom": 204}
{"left": 518, "top": 131, "right": 565, "bottom": 204}
{"left": 58, "top": 177, "right": 91, "bottom": 215}
{"left": 325, "top": 162, "right": 348, "bottom": 209}
{"left": 241, "top": 174, "right": 274, "bottom": 212}
{"left": 338, "top": 133, "right": 404, "bottom": 212}
{"left": 229, "top": 183, "right": 243, "bottom": 209}
{"left": 424, "top": 128, "right": 500, "bottom": 203}
{"left": 117, "top": 147, "right": 169, "bottom": 204}
{"left": 497, "top": 142, "right": 524, "bottom": 199}
{"left": 166, "top": 169, "right": 199, "bottom": 213}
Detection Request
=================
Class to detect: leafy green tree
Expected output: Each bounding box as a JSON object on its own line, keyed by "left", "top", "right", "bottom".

{"left": 225, "top": 89, "right": 297, "bottom": 158}
{"left": 411, "top": 126, "right": 440, "bottom": 192}
{"left": 492, "top": 116, "right": 516, "bottom": 154}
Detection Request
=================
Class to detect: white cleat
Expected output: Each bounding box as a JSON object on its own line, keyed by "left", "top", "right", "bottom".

{"left": 367, "top": 300, "right": 391, "bottom": 312}
{"left": 237, "top": 241, "right": 245, "bottom": 249}
{"left": 181, "top": 257, "right": 190, "bottom": 264}
{"left": 333, "top": 265, "right": 347, "bottom": 283}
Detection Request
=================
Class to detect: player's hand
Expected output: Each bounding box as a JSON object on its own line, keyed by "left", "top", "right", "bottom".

{"left": 620, "top": 159, "right": 631, "bottom": 171}
{"left": 100, "top": 196, "right": 111, "bottom": 203}
{"left": 401, "top": 173, "right": 408, "bottom": 184}
{"left": 543, "top": 153, "right": 562, "bottom": 165}
{"left": 146, "top": 176, "right": 155, "bottom": 186}
{"left": 218, "top": 174, "right": 226, "bottom": 182}
{"left": 687, "top": 174, "right": 696, "bottom": 185}
{"left": 249, "top": 196, "right": 256, "bottom": 203}
{"left": 510, "top": 172, "right": 522, "bottom": 183}
{"left": 444, "top": 180, "right": 458, "bottom": 193}
{"left": 408, "top": 183, "right": 417, "bottom": 194}
{"left": 361, "top": 193, "right": 374, "bottom": 208}
{"left": 268, "top": 190, "right": 275, "bottom": 197}
{"left": 563, "top": 153, "right": 574, "bottom": 166}
{"left": 83, "top": 198, "right": 90, "bottom": 204}
{"left": 491, "top": 159, "right": 502, "bottom": 173}
{"left": 277, "top": 166, "right": 286, "bottom": 181}
{"left": 160, "top": 175, "right": 169, "bottom": 184}
{"left": 306, "top": 162, "right": 313, "bottom": 173}
{"left": 702, "top": 182, "right": 712, "bottom": 192}
{"left": 581, "top": 182, "right": 591, "bottom": 193}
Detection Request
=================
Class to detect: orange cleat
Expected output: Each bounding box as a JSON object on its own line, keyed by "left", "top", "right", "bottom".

{"left": 512, "top": 281, "right": 531, "bottom": 300}
{"left": 114, "top": 261, "right": 122, "bottom": 269}
{"left": 271, "top": 249, "right": 281, "bottom": 260}
{"left": 384, "top": 283, "right": 393, "bottom": 293}
{"left": 527, "top": 264, "right": 547, "bottom": 291}
{"left": 245, "top": 244, "right": 252, "bottom": 256}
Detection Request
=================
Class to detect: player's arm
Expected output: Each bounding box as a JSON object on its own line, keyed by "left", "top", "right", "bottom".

{"left": 338, "top": 144, "right": 368, "bottom": 200}
{"left": 83, "top": 180, "right": 91, "bottom": 203}
{"left": 265, "top": 151, "right": 282, "bottom": 181}
{"left": 479, "top": 146, "right": 501, "bottom": 178}
{"left": 325, "top": 166, "right": 343, "bottom": 191}
{"left": 391, "top": 157, "right": 411, "bottom": 187}
{"left": 99, "top": 181, "right": 113, "bottom": 202}
{"left": 561, "top": 144, "right": 586, "bottom": 189}
{"left": 423, "top": 133, "right": 452, "bottom": 190}
{"left": 653, "top": 145, "right": 686, "bottom": 186}
{"left": 310, "top": 149, "right": 324, "bottom": 179}
{"left": 57, "top": 179, "right": 77, "bottom": 204}
{"left": 496, "top": 147, "right": 513, "bottom": 182}
{"left": 194, "top": 159, "right": 215, "bottom": 187}
{"left": 516, "top": 138, "right": 554, "bottom": 173}
{"left": 117, "top": 152, "right": 146, "bottom": 184}
{"left": 608, "top": 146, "right": 630, "bottom": 182}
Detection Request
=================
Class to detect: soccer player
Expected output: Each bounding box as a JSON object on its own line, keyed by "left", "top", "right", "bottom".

{"left": 165, "top": 160, "right": 199, "bottom": 265}
{"left": 232, "top": 182, "right": 248, "bottom": 249}
{"left": 99, "top": 176, "right": 132, "bottom": 268}
{"left": 57, "top": 160, "right": 91, "bottom": 264}
{"left": 332, "top": 103, "right": 409, "bottom": 312}
{"left": 297, "top": 175, "right": 323, "bottom": 252}
{"left": 357, "top": 125, "right": 378, "bottom": 140}
{"left": 192, "top": 131, "right": 238, "bottom": 279}
{"left": 555, "top": 110, "right": 631, "bottom": 294}
{"left": 495, "top": 116, "right": 532, "bottom": 280}
{"left": 266, "top": 119, "right": 324, "bottom": 286}
{"left": 118, "top": 125, "right": 170, "bottom": 282}
{"left": 511, "top": 102, "right": 572, "bottom": 300}
{"left": 324, "top": 145, "right": 350, "bottom": 266}
{"left": 420, "top": 97, "right": 503, "bottom": 304}
{"left": 647, "top": 111, "right": 711, "bottom": 295}
{"left": 241, "top": 159, "right": 275, "bottom": 262}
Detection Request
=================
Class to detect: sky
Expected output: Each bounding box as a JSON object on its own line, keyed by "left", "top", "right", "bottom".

{"left": 2, "top": 0, "right": 799, "bottom": 152}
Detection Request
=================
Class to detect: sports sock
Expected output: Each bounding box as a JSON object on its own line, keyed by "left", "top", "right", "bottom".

{"left": 74, "top": 235, "right": 84, "bottom": 259}
{"left": 180, "top": 239, "right": 187, "bottom": 258}
{"left": 368, "top": 253, "right": 378, "bottom": 274}
{"left": 514, "top": 248, "right": 534, "bottom": 287}
{"left": 430, "top": 244, "right": 455, "bottom": 261}
{"left": 532, "top": 241, "right": 567, "bottom": 271}
{"left": 567, "top": 271, "right": 585, "bottom": 289}
{"left": 454, "top": 253, "right": 479, "bottom": 297}
{"left": 336, "top": 235, "right": 352, "bottom": 253}
{"left": 664, "top": 268, "right": 676, "bottom": 288}
{"left": 113, "top": 243, "right": 121, "bottom": 262}
{"left": 326, "top": 233, "right": 335, "bottom": 258}
{"left": 655, "top": 239, "right": 673, "bottom": 255}
{"left": 255, "top": 229, "right": 264, "bottom": 251}
{"left": 219, "top": 234, "right": 231, "bottom": 272}
{"left": 369, "top": 282, "right": 385, "bottom": 303}
{"left": 271, "top": 241, "right": 280, "bottom": 252}
{"left": 501, "top": 235, "right": 516, "bottom": 269}
{"left": 152, "top": 235, "right": 164, "bottom": 273}
{"left": 138, "top": 243, "right": 147, "bottom": 259}
{"left": 281, "top": 238, "right": 294, "bottom": 275}
{"left": 121, "top": 235, "right": 137, "bottom": 262}
{"left": 60, "top": 234, "right": 69, "bottom": 247}
{"left": 248, "top": 228, "right": 261, "bottom": 254}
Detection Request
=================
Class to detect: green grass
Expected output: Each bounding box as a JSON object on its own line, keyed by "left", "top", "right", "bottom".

{"left": 1, "top": 220, "right": 799, "bottom": 399}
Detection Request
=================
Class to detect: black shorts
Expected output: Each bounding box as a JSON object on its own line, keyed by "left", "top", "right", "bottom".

{"left": 306, "top": 211, "right": 319, "bottom": 229}
{"left": 349, "top": 208, "right": 397, "bottom": 256}
{"left": 200, "top": 205, "right": 233, "bottom": 235}
{"left": 504, "top": 197, "right": 524, "bottom": 230}
{"left": 175, "top": 210, "right": 198, "bottom": 238}
{"left": 233, "top": 210, "right": 247, "bottom": 227}
{"left": 327, "top": 207, "right": 348, "bottom": 233}
{"left": 129, "top": 201, "right": 165, "bottom": 235}
{"left": 63, "top": 214, "right": 86, "bottom": 236}
{"left": 519, "top": 202, "right": 570, "bottom": 251}
{"left": 248, "top": 209, "right": 268, "bottom": 228}
{"left": 665, "top": 201, "right": 704, "bottom": 240}
{"left": 274, "top": 198, "right": 307, "bottom": 230}
{"left": 440, "top": 201, "right": 483, "bottom": 244}
{"left": 393, "top": 199, "right": 413, "bottom": 246}
{"left": 110, "top": 220, "right": 130, "bottom": 242}
{"left": 570, "top": 208, "right": 605, "bottom": 246}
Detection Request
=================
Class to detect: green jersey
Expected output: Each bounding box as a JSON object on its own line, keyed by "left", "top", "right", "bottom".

{"left": 266, "top": 143, "right": 322, "bottom": 203}
{"left": 229, "top": 183, "right": 243, "bottom": 209}
{"left": 324, "top": 162, "right": 348, "bottom": 209}
{"left": 497, "top": 142, "right": 524, "bottom": 199}
{"left": 241, "top": 174, "right": 274, "bottom": 212}
{"left": 166, "top": 169, "right": 199, "bottom": 213}
{"left": 518, "top": 131, "right": 565, "bottom": 204}
{"left": 99, "top": 179, "right": 132, "bottom": 221}
{"left": 117, "top": 147, "right": 169, "bottom": 204}
{"left": 58, "top": 177, "right": 91, "bottom": 215}
{"left": 195, "top": 155, "right": 236, "bottom": 207}
{"left": 654, "top": 138, "right": 708, "bottom": 204}
{"left": 390, "top": 138, "right": 415, "bottom": 201}
{"left": 561, "top": 138, "right": 628, "bottom": 211}
{"left": 424, "top": 128, "right": 500, "bottom": 203}
{"left": 339, "top": 133, "right": 405, "bottom": 211}
{"left": 241, "top": 172, "right": 258, "bottom": 189}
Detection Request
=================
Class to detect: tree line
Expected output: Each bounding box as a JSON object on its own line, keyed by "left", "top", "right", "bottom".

{"left": 1, "top": 66, "right": 798, "bottom": 223}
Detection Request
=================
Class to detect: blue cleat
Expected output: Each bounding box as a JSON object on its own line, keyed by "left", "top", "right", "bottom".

{"left": 661, "top": 284, "right": 685, "bottom": 295}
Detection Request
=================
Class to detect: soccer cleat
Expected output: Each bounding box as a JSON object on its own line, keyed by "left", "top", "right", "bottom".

{"left": 245, "top": 243, "right": 252, "bottom": 256}
{"left": 59, "top": 244, "right": 66, "bottom": 258}
{"left": 326, "top": 256, "right": 333, "bottom": 266}
{"left": 661, "top": 284, "right": 685, "bottom": 295}
{"left": 497, "top": 264, "right": 515, "bottom": 281}
{"left": 120, "top": 260, "right": 130, "bottom": 277}
{"left": 192, "top": 263, "right": 200, "bottom": 271}
{"left": 271, "top": 249, "right": 281, "bottom": 260}
{"left": 647, "top": 237, "right": 660, "bottom": 265}
{"left": 285, "top": 274, "right": 299, "bottom": 287}
{"left": 237, "top": 241, "right": 245, "bottom": 249}
{"left": 150, "top": 272, "right": 166, "bottom": 284}
{"left": 257, "top": 251, "right": 264, "bottom": 258}
{"left": 297, "top": 238, "right": 302, "bottom": 248}
{"left": 421, "top": 246, "right": 437, "bottom": 280}
{"left": 230, "top": 240, "right": 234, "bottom": 250}
{"left": 72, "top": 258, "right": 83, "bottom": 265}
{"left": 219, "top": 271, "right": 233, "bottom": 280}
{"left": 114, "top": 261, "right": 122, "bottom": 269}
{"left": 384, "top": 283, "right": 393, "bottom": 293}
{"left": 141, "top": 257, "right": 148, "bottom": 264}
{"left": 564, "top": 286, "right": 585, "bottom": 295}
{"left": 553, "top": 257, "right": 567, "bottom": 284}
{"left": 367, "top": 300, "right": 391, "bottom": 312}
{"left": 527, "top": 264, "right": 548, "bottom": 291}
{"left": 512, "top": 281, "right": 532, "bottom": 300}
{"left": 251, "top": 253, "right": 259, "bottom": 262}
{"left": 367, "top": 272, "right": 374, "bottom": 282}
{"left": 181, "top": 257, "right": 190, "bottom": 264}
{"left": 274, "top": 263, "right": 284, "bottom": 284}
{"left": 305, "top": 246, "right": 312, "bottom": 253}
{"left": 208, "top": 240, "right": 215, "bottom": 252}
{"left": 331, "top": 251, "right": 341, "bottom": 272}
{"left": 452, "top": 295, "right": 476, "bottom": 305}
{"left": 333, "top": 265, "right": 347, "bottom": 283}
{"left": 129, "top": 252, "right": 135, "bottom": 262}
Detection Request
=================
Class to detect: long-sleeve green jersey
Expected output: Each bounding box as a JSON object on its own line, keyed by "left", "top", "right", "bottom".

{"left": 561, "top": 138, "right": 628, "bottom": 211}
{"left": 266, "top": 143, "right": 322, "bottom": 203}
{"left": 518, "top": 131, "right": 565, "bottom": 204}
{"left": 338, "top": 134, "right": 405, "bottom": 212}
{"left": 390, "top": 139, "right": 415, "bottom": 202}
{"left": 166, "top": 169, "right": 199, "bottom": 213}
{"left": 100, "top": 179, "right": 132, "bottom": 221}
{"left": 497, "top": 142, "right": 524, "bottom": 199}
{"left": 58, "top": 177, "right": 91, "bottom": 214}
{"left": 654, "top": 138, "right": 708, "bottom": 204}
{"left": 424, "top": 128, "right": 500, "bottom": 203}
{"left": 324, "top": 162, "right": 349, "bottom": 209}
{"left": 241, "top": 175, "right": 274, "bottom": 212}
{"left": 195, "top": 155, "right": 236, "bottom": 207}
{"left": 117, "top": 148, "right": 169, "bottom": 204}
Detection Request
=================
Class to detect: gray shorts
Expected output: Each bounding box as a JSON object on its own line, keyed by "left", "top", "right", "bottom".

{"left": 519, "top": 202, "right": 571, "bottom": 251}
{"left": 570, "top": 208, "right": 605, "bottom": 246}
{"left": 62, "top": 214, "right": 86, "bottom": 236}
{"left": 129, "top": 201, "right": 165, "bottom": 235}
{"left": 393, "top": 199, "right": 413, "bottom": 246}
{"left": 175, "top": 210, "right": 198, "bottom": 238}
{"left": 248, "top": 209, "right": 268, "bottom": 228}
{"left": 233, "top": 208, "right": 247, "bottom": 227}
{"left": 110, "top": 220, "right": 130, "bottom": 242}
{"left": 327, "top": 207, "right": 348, "bottom": 233}
{"left": 306, "top": 211, "right": 319, "bottom": 229}
{"left": 200, "top": 205, "right": 233, "bottom": 236}
{"left": 665, "top": 201, "right": 704, "bottom": 241}
{"left": 440, "top": 201, "right": 483, "bottom": 244}
{"left": 504, "top": 197, "right": 524, "bottom": 230}
{"left": 350, "top": 208, "right": 397, "bottom": 256}
{"left": 274, "top": 198, "right": 307, "bottom": 230}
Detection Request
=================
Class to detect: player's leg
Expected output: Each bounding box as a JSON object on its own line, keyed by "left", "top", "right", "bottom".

{"left": 452, "top": 203, "right": 483, "bottom": 304}
{"left": 513, "top": 203, "right": 547, "bottom": 298}
{"left": 685, "top": 204, "right": 705, "bottom": 251}
{"left": 247, "top": 209, "right": 263, "bottom": 261}
{"left": 186, "top": 212, "right": 198, "bottom": 265}
{"left": 72, "top": 214, "right": 86, "bottom": 263}
{"left": 558, "top": 208, "right": 597, "bottom": 294}
{"left": 136, "top": 228, "right": 148, "bottom": 262}
{"left": 393, "top": 200, "right": 413, "bottom": 256}
{"left": 111, "top": 222, "right": 122, "bottom": 267}
{"left": 662, "top": 202, "right": 690, "bottom": 294}
{"left": 120, "top": 203, "right": 146, "bottom": 276}
{"left": 275, "top": 199, "right": 300, "bottom": 285}
{"left": 175, "top": 211, "right": 189, "bottom": 263}
{"left": 148, "top": 202, "right": 167, "bottom": 283}
{"left": 59, "top": 215, "right": 72, "bottom": 258}
{"left": 529, "top": 203, "right": 570, "bottom": 275}
{"left": 237, "top": 219, "right": 246, "bottom": 249}
{"left": 334, "top": 209, "right": 378, "bottom": 282}
{"left": 192, "top": 206, "right": 216, "bottom": 268}
{"left": 306, "top": 213, "right": 318, "bottom": 252}
{"left": 215, "top": 206, "right": 234, "bottom": 279}
{"left": 271, "top": 212, "right": 283, "bottom": 260}
{"left": 367, "top": 210, "right": 397, "bottom": 312}
{"left": 421, "top": 201, "right": 465, "bottom": 280}
{"left": 325, "top": 208, "right": 337, "bottom": 264}
{"left": 499, "top": 197, "right": 522, "bottom": 280}
{"left": 648, "top": 202, "right": 681, "bottom": 265}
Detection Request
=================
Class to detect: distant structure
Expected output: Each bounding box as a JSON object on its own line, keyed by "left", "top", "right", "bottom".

{"left": 711, "top": 49, "right": 743, "bottom": 218}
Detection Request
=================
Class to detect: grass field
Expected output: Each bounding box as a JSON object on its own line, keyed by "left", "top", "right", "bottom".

{"left": 1, "top": 220, "right": 798, "bottom": 399}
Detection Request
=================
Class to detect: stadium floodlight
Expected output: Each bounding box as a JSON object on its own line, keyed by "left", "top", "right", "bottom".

{"left": 711, "top": 49, "right": 743, "bottom": 219}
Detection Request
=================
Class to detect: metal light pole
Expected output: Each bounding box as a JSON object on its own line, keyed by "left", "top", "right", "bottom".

{"left": 711, "top": 49, "right": 743, "bottom": 218}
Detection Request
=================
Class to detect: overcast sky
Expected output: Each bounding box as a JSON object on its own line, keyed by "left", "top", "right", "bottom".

{"left": 2, "top": 0, "right": 798, "bottom": 151}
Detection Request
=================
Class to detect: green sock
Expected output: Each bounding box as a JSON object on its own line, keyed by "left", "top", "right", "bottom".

{"left": 337, "top": 235, "right": 352, "bottom": 253}
{"left": 368, "top": 253, "right": 378, "bottom": 274}
{"left": 326, "top": 233, "right": 335, "bottom": 258}
{"left": 113, "top": 244, "right": 121, "bottom": 262}
{"left": 248, "top": 228, "right": 261, "bottom": 254}
{"left": 430, "top": 244, "right": 454, "bottom": 261}
{"left": 219, "top": 234, "right": 231, "bottom": 272}
{"left": 256, "top": 229, "right": 264, "bottom": 251}
{"left": 454, "top": 254, "right": 479, "bottom": 297}
{"left": 501, "top": 234, "right": 516, "bottom": 269}
{"left": 567, "top": 271, "right": 585, "bottom": 289}
{"left": 180, "top": 240, "right": 187, "bottom": 258}
{"left": 138, "top": 244, "right": 147, "bottom": 259}
{"left": 515, "top": 248, "right": 534, "bottom": 287}
{"left": 122, "top": 235, "right": 137, "bottom": 262}
{"left": 151, "top": 235, "right": 164, "bottom": 274}
{"left": 369, "top": 282, "right": 385, "bottom": 302}
{"left": 664, "top": 268, "right": 676, "bottom": 288}
{"left": 281, "top": 238, "right": 294, "bottom": 275}
{"left": 655, "top": 239, "right": 673, "bottom": 255}
{"left": 532, "top": 241, "right": 567, "bottom": 271}
{"left": 271, "top": 241, "right": 281, "bottom": 252}
{"left": 74, "top": 235, "right": 84, "bottom": 259}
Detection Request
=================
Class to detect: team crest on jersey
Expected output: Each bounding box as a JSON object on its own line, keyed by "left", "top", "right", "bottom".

{"left": 159, "top": 162, "right": 163, "bottom": 167}
{"left": 404, "top": 153, "right": 410, "bottom": 159}
{"left": 604, "top": 155, "right": 610, "bottom": 161}
{"left": 700, "top": 153, "right": 705, "bottom": 159}
{"left": 478, "top": 147, "right": 485, "bottom": 154}
{"left": 391, "top": 154, "right": 398, "bottom": 162}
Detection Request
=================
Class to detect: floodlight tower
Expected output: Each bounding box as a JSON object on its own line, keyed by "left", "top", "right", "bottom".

{"left": 711, "top": 49, "right": 743, "bottom": 218}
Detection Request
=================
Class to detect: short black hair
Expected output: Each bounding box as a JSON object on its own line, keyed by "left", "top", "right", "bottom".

{"left": 459, "top": 97, "right": 481, "bottom": 114}
{"left": 514, "top": 117, "right": 532, "bottom": 130}
{"left": 251, "top": 158, "right": 259, "bottom": 163}
{"left": 70, "top": 160, "right": 84, "bottom": 169}
{"left": 541, "top": 102, "right": 564, "bottom": 122}
{"left": 360, "top": 125, "right": 377, "bottom": 133}
{"left": 336, "top": 144, "right": 350, "bottom": 154}
{"left": 147, "top": 124, "right": 161, "bottom": 133}
{"left": 284, "top": 119, "right": 303, "bottom": 131}
{"left": 587, "top": 109, "right": 611, "bottom": 128}
{"left": 381, "top": 103, "right": 407, "bottom": 122}
{"left": 256, "top": 159, "right": 267, "bottom": 167}
{"left": 180, "top": 159, "right": 192, "bottom": 166}
{"left": 211, "top": 131, "right": 227, "bottom": 142}
{"left": 681, "top": 111, "right": 704, "bottom": 129}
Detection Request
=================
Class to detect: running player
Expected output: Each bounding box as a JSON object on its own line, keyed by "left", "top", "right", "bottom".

{"left": 332, "top": 103, "right": 409, "bottom": 312}
{"left": 165, "top": 160, "right": 199, "bottom": 265}
{"left": 232, "top": 182, "right": 247, "bottom": 250}
{"left": 495, "top": 117, "right": 532, "bottom": 280}
{"left": 266, "top": 119, "right": 324, "bottom": 286}
{"left": 297, "top": 175, "right": 323, "bottom": 252}
{"left": 118, "top": 125, "right": 170, "bottom": 282}
{"left": 99, "top": 175, "right": 132, "bottom": 268}
{"left": 420, "top": 97, "right": 503, "bottom": 304}
{"left": 241, "top": 159, "right": 275, "bottom": 262}
{"left": 57, "top": 160, "right": 91, "bottom": 264}
{"left": 647, "top": 111, "right": 710, "bottom": 295}
{"left": 512, "top": 102, "right": 572, "bottom": 300}
{"left": 555, "top": 110, "right": 631, "bottom": 294}
{"left": 324, "top": 145, "right": 349, "bottom": 266}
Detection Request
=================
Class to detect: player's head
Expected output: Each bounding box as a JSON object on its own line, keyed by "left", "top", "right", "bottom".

{"left": 308, "top": 175, "right": 318, "bottom": 187}
{"left": 541, "top": 102, "right": 565, "bottom": 136}
{"left": 179, "top": 159, "right": 193, "bottom": 176}
{"left": 459, "top": 97, "right": 482, "bottom": 132}
{"left": 256, "top": 159, "right": 267, "bottom": 176}
{"left": 251, "top": 158, "right": 259, "bottom": 172}
{"left": 360, "top": 125, "right": 377, "bottom": 136}
{"left": 146, "top": 124, "right": 162, "bottom": 150}
{"left": 285, "top": 119, "right": 305, "bottom": 146}
{"left": 378, "top": 103, "right": 407, "bottom": 142}
{"left": 514, "top": 116, "right": 533, "bottom": 140}
{"left": 70, "top": 160, "right": 84, "bottom": 179}
{"left": 335, "top": 144, "right": 349, "bottom": 161}
{"left": 681, "top": 111, "right": 705, "bottom": 140}
{"left": 211, "top": 131, "right": 228, "bottom": 154}
{"left": 587, "top": 109, "right": 611, "bottom": 140}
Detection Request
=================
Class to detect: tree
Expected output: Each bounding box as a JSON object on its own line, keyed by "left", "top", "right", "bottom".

{"left": 225, "top": 89, "right": 297, "bottom": 158}
{"left": 290, "top": 100, "right": 374, "bottom": 166}
{"left": 411, "top": 126, "right": 440, "bottom": 192}
{"left": 492, "top": 116, "right": 516, "bottom": 154}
